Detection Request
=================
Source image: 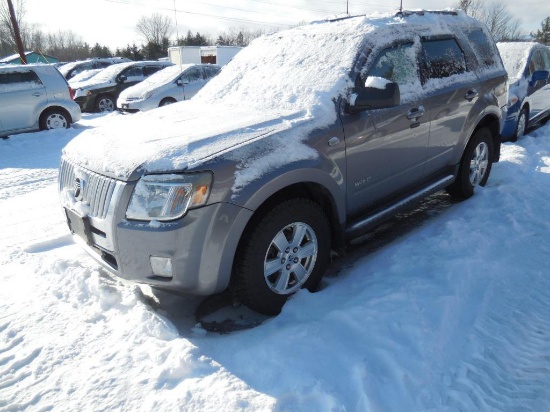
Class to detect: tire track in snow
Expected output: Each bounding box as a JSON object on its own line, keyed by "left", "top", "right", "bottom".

{"left": 444, "top": 273, "right": 550, "bottom": 411}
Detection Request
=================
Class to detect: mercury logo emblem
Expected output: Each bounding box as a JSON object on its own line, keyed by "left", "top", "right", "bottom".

{"left": 74, "top": 178, "right": 83, "bottom": 201}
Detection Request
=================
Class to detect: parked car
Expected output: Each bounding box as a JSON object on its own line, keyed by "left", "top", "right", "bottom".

{"left": 59, "top": 11, "right": 506, "bottom": 315}
{"left": 0, "top": 64, "right": 81, "bottom": 138}
{"left": 73, "top": 61, "right": 173, "bottom": 112}
{"left": 58, "top": 57, "right": 131, "bottom": 80}
{"left": 117, "top": 64, "right": 221, "bottom": 112}
{"left": 497, "top": 42, "right": 550, "bottom": 141}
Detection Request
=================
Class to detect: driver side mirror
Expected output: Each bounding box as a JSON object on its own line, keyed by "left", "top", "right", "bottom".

{"left": 117, "top": 74, "right": 127, "bottom": 84}
{"left": 176, "top": 78, "right": 189, "bottom": 87}
{"left": 350, "top": 82, "right": 400, "bottom": 113}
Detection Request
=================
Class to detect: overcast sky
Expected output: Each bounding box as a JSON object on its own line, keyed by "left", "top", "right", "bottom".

{"left": 20, "top": 0, "right": 550, "bottom": 51}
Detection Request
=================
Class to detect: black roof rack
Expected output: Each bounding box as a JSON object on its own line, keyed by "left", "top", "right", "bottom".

{"left": 396, "top": 10, "right": 459, "bottom": 18}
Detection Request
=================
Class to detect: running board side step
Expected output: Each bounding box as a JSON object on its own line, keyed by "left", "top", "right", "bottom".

{"left": 345, "top": 175, "right": 455, "bottom": 240}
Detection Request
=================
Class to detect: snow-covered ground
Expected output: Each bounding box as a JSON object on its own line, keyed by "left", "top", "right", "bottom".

{"left": 1, "top": 112, "right": 550, "bottom": 411}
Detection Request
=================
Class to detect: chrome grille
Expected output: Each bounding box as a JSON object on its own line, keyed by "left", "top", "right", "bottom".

{"left": 59, "top": 159, "right": 117, "bottom": 219}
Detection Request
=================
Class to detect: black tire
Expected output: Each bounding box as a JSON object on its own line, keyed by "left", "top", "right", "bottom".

{"left": 446, "top": 127, "right": 494, "bottom": 199}
{"left": 95, "top": 94, "right": 115, "bottom": 113}
{"left": 159, "top": 97, "right": 177, "bottom": 107}
{"left": 232, "top": 198, "right": 331, "bottom": 315}
{"left": 512, "top": 107, "right": 528, "bottom": 142}
{"left": 39, "top": 109, "right": 70, "bottom": 130}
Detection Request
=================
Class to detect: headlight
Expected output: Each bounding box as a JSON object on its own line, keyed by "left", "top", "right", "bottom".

{"left": 507, "top": 93, "right": 518, "bottom": 108}
{"left": 142, "top": 90, "right": 154, "bottom": 100}
{"left": 126, "top": 173, "right": 212, "bottom": 221}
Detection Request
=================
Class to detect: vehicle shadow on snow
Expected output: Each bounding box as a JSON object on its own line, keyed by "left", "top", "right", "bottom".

{"left": 140, "top": 192, "right": 457, "bottom": 335}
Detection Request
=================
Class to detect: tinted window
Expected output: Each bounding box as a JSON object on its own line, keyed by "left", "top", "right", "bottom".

{"left": 422, "top": 38, "right": 466, "bottom": 79}
{"left": 0, "top": 70, "right": 42, "bottom": 86}
{"left": 466, "top": 29, "right": 496, "bottom": 67}
{"left": 95, "top": 62, "right": 111, "bottom": 69}
{"left": 123, "top": 66, "right": 144, "bottom": 77}
{"left": 182, "top": 67, "right": 203, "bottom": 82}
{"left": 204, "top": 66, "right": 220, "bottom": 78}
{"left": 144, "top": 66, "right": 164, "bottom": 76}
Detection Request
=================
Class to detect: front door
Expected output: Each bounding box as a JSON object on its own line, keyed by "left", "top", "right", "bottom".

{"left": 343, "top": 41, "right": 430, "bottom": 217}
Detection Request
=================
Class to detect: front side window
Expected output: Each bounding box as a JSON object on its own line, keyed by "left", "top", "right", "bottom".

{"left": 422, "top": 38, "right": 466, "bottom": 79}
{"left": 182, "top": 67, "right": 203, "bottom": 82}
{"left": 122, "top": 66, "right": 144, "bottom": 81}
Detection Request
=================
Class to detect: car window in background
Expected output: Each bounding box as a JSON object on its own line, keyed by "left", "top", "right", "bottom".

{"left": 144, "top": 66, "right": 164, "bottom": 76}
{"left": 422, "top": 38, "right": 467, "bottom": 79}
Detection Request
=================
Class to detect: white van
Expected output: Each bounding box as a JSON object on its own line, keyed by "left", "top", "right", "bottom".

{"left": 0, "top": 64, "right": 81, "bottom": 138}
{"left": 117, "top": 64, "right": 220, "bottom": 112}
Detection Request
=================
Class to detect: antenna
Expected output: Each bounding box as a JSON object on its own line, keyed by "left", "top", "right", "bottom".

{"left": 347, "top": 0, "right": 349, "bottom": 15}
{"left": 399, "top": 0, "right": 403, "bottom": 12}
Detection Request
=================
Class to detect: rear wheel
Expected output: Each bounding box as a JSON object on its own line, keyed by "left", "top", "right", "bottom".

{"left": 446, "top": 127, "right": 493, "bottom": 199}
{"left": 39, "top": 109, "right": 69, "bottom": 130}
{"left": 232, "top": 198, "right": 331, "bottom": 315}
{"left": 95, "top": 95, "right": 115, "bottom": 113}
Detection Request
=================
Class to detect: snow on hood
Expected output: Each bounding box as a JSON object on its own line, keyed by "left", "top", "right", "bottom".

{"left": 496, "top": 42, "right": 535, "bottom": 82}
{"left": 62, "top": 102, "right": 308, "bottom": 179}
{"left": 64, "top": 11, "right": 482, "bottom": 180}
{"left": 119, "top": 64, "right": 194, "bottom": 99}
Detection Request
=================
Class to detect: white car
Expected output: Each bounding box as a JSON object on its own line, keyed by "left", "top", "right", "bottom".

{"left": 117, "top": 64, "right": 220, "bottom": 112}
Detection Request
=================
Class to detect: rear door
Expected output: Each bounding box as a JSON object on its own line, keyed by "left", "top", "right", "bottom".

{"left": 342, "top": 40, "right": 430, "bottom": 216}
{"left": 420, "top": 36, "right": 480, "bottom": 176}
{"left": 0, "top": 68, "right": 46, "bottom": 132}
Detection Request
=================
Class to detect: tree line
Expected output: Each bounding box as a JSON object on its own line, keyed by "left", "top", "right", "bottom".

{"left": 1, "top": 0, "right": 549, "bottom": 64}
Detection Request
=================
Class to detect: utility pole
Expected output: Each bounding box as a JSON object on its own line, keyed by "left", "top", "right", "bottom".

{"left": 6, "top": 0, "right": 27, "bottom": 64}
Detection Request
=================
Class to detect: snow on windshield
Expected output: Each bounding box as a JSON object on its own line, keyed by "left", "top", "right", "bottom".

{"left": 121, "top": 64, "right": 193, "bottom": 97}
{"left": 497, "top": 42, "right": 533, "bottom": 81}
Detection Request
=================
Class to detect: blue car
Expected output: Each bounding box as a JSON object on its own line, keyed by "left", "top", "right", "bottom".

{"left": 497, "top": 42, "right": 550, "bottom": 141}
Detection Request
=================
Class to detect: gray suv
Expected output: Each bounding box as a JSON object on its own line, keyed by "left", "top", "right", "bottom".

{"left": 1, "top": 64, "right": 81, "bottom": 139}
{"left": 59, "top": 11, "right": 507, "bottom": 315}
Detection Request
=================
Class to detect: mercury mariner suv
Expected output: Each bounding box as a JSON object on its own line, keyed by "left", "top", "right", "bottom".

{"left": 59, "top": 10, "right": 507, "bottom": 315}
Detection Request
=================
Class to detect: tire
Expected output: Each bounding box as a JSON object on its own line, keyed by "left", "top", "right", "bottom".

{"left": 159, "top": 97, "right": 177, "bottom": 107}
{"left": 232, "top": 198, "right": 331, "bottom": 315}
{"left": 95, "top": 95, "right": 115, "bottom": 113}
{"left": 39, "top": 109, "right": 69, "bottom": 130}
{"left": 512, "top": 107, "right": 528, "bottom": 142}
{"left": 446, "top": 127, "right": 493, "bottom": 199}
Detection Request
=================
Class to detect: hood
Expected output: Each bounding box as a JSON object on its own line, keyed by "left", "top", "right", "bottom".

{"left": 62, "top": 101, "right": 311, "bottom": 181}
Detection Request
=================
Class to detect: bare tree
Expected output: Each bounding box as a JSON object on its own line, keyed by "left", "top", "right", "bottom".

{"left": 455, "top": 0, "right": 523, "bottom": 41}
{"left": 136, "top": 13, "right": 174, "bottom": 45}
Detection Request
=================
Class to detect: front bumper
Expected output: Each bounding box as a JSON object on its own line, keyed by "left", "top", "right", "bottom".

{"left": 117, "top": 97, "right": 156, "bottom": 112}
{"left": 63, "top": 177, "right": 253, "bottom": 295}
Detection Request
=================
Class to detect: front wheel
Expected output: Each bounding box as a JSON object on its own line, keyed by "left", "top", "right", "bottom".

{"left": 232, "top": 198, "right": 331, "bottom": 315}
{"left": 39, "top": 109, "right": 69, "bottom": 130}
{"left": 446, "top": 127, "right": 493, "bottom": 199}
{"left": 512, "top": 107, "right": 528, "bottom": 142}
{"left": 159, "top": 97, "right": 177, "bottom": 107}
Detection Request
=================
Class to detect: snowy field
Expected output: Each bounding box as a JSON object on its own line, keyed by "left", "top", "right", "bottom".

{"left": 1, "top": 112, "right": 550, "bottom": 411}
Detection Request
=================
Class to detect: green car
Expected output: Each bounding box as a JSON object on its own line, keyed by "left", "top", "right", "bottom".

{"left": 72, "top": 61, "right": 173, "bottom": 112}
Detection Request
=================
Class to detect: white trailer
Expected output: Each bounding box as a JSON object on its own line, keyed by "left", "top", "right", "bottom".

{"left": 168, "top": 46, "right": 201, "bottom": 65}
{"left": 199, "top": 46, "right": 242, "bottom": 66}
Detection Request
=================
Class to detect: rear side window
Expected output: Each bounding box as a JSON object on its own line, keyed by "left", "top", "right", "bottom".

{"left": 144, "top": 66, "right": 164, "bottom": 76}
{"left": 465, "top": 29, "right": 496, "bottom": 67}
{"left": 0, "top": 70, "right": 43, "bottom": 92}
{"left": 422, "top": 38, "right": 466, "bottom": 79}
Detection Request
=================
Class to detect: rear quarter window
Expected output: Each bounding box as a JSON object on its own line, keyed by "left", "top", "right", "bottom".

{"left": 0, "top": 70, "right": 43, "bottom": 93}
{"left": 465, "top": 29, "right": 497, "bottom": 68}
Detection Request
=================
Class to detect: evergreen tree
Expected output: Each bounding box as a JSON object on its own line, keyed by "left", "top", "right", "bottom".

{"left": 531, "top": 17, "right": 550, "bottom": 45}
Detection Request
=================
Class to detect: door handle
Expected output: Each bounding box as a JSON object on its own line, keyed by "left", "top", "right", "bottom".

{"left": 464, "top": 89, "right": 478, "bottom": 101}
{"left": 406, "top": 106, "right": 425, "bottom": 120}
{"left": 32, "top": 92, "right": 42, "bottom": 97}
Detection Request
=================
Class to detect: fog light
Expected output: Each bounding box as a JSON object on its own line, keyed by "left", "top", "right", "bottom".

{"left": 150, "top": 256, "right": 173, "bottom": 278}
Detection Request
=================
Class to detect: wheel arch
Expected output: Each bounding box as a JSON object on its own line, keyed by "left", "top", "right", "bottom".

{"left": 470, "top": 112, "right": 501, "bottom": 162}
{"left": 39, "top": 106, "right": 73, "bottom": 129}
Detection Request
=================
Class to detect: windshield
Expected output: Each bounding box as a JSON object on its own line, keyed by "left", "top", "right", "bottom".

{"left": 497, "top": 42, "right": 533, "bottom": 80}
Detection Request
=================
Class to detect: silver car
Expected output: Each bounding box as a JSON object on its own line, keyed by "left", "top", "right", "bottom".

{"left": 59, "top": 11, "right": 507, "bottom": 315}
{"left": 0, "top": 64, "right": 81, "bottom": 138}
{"left": 117, "top": 64, "right": 220, "bottom": 112}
